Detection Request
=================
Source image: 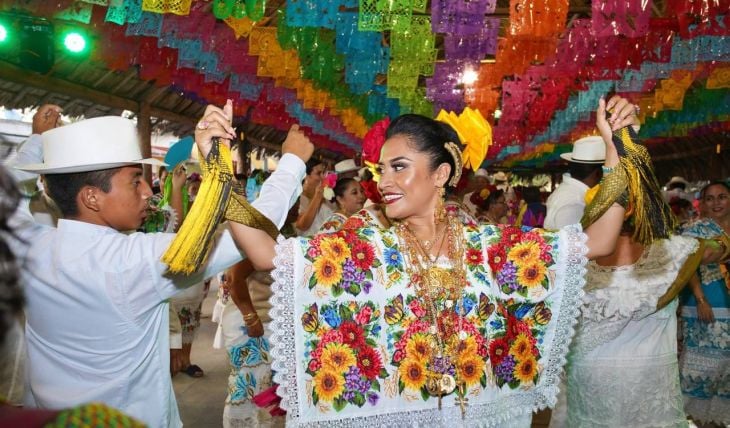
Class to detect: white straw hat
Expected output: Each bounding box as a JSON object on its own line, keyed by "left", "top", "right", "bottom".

{"left": 15, "top": 116, "right": 165, "bottom": 174}
{"left": 559, "top": 136, "right": 606, "bottom": 164}
{"left": 335, "top": 159, "right": 359, "bottom": 173}
{"left": 666, "top": 176, "right": 689, "bottom": 188}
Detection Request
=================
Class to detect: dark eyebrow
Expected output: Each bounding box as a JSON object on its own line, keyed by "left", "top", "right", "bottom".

{"left": 381, "top": 156, "right": 412, "bottom": 166}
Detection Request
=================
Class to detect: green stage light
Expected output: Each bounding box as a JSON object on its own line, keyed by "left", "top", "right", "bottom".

{"left": 0, "top": 23, "right": 8, "bottom": 43}
{"left": 63, "top": 31, "right": 87, "bottom": 53}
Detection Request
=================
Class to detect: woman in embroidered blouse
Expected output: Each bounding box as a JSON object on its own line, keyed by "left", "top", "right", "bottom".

{"left": 194, "top": 97, "right": 636, "bottom": 427}
{"left": 679, "top": 181, "right": 730, "bottom": 427}
{"left": 319, "top": 178, "right": 367, "bottom": 233}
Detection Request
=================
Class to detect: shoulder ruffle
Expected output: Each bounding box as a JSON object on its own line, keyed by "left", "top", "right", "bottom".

{"left": 575, "top": 235, "right": 698, "bottom": 354}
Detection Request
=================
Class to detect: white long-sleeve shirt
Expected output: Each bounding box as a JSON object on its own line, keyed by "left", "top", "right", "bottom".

{"left": 7, "top": 135, "right": 304, "bottom": 427}
{"left": 544, "top": 173, "right": 589, "bottom": 230}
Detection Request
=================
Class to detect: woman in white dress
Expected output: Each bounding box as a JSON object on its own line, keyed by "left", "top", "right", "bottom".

{"left": 295, "top": 160, "right": 333, "bottom": 236}
{"left": 554, "top": 220, "right": 728, "bottom": 427}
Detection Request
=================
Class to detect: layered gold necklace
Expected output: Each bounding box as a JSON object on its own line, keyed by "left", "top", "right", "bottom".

{"left": 396, "top": 215, "right": 470, "bottom": 417}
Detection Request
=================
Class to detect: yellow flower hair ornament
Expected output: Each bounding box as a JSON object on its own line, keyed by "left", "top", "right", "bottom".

{"left": 436, "top": 107, "right": 492, "bottom": 171}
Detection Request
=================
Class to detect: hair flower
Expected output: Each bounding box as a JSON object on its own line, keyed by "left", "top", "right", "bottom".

{"left": 323, "top": 172, "right": 337, "bottom": 201}
{"left": 435, "top": 107, "right": 492, "bottom": 171}
{"left": 362, "top": 117, "right": 390, "bottom": 181}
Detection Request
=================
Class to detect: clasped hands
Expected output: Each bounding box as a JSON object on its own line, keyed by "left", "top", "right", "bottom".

{"left": 194, "top": 99, "right": 315, "bottom": 165}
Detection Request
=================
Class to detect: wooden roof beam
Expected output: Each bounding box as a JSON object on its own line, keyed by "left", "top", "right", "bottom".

{"left": 0, "top": 60, "right": 195, "bottom": 126}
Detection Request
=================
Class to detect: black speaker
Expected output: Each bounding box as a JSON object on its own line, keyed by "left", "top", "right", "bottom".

{"left": 0, "top": 12, "right": 54, "bottom": 74}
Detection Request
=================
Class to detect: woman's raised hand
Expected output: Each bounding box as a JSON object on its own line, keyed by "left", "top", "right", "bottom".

{"left": 194, "top": 100, "right": 237, "bottom": 159}
{"left": 596, "top": 95, "right": 640, "bottom": 141}
{"left": 171, "top": 165, "right": 187, "bottom": 190}
{"left": 596, "top": 95, "right": 640, "bottom": 167}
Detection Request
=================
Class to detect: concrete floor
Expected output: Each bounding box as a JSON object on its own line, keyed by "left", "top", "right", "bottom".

{"left": 172, "top": 289, "right": 551, "bottom": 428}
{"left": 172, "top": 290, "right": 228, "bottom": 428}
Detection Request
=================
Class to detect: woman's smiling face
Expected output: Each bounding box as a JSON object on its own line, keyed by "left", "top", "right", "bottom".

{"left": 377, "top": 135, "right": 443, "bottom": 221}
{"left": 702, "top": 183, "right": 730, "bottom": 222}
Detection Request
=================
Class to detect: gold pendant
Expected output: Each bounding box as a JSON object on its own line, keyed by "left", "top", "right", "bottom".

{"left": 440, "top": 374, "right": 456, "bottom": 395}
{"left": 426, "top": 375, "right": 442, "bottom": 397}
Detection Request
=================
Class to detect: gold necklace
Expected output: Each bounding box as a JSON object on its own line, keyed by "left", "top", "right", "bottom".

{"left": 414, "top": 222, "right": 447, "bottom": 252}
{"left": 396, "top": 216, "right": 470, "bottom": 416}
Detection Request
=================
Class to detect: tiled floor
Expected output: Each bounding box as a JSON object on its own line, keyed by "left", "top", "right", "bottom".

{"left": 173, "top": 288, "right": 552, "bottom": 427}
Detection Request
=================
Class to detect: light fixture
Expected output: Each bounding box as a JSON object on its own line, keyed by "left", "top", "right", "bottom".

{"left": 62, "top": 31, "right": 87, "bottom": 54}
{"left": 461, "top": 68, "right": 479, "bottom": 86}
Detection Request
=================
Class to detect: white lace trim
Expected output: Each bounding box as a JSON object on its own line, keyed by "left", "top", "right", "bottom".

{"left": 269, "top": 226, "right": 588, "bottom": 427}
{"left": 574, "top": 236, "right": 698, "bottom": 356}
{"left": 270, "top": 236, "right": 297, "bottom": 419}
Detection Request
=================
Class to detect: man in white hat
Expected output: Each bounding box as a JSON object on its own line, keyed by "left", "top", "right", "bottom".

{"left": 8, "top": 103, "right": 313, "bottom": 427}
{"left": 544, "top": 135, "right": 606, "bottom": 229}
{"left": 334, "top": 158, "right": 360, "bottom": 179}
{"left": 663, "top": 176, "right": 693, "bottom": 203}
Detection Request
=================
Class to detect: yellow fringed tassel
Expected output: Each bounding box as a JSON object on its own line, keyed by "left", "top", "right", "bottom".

{"left": 162, "top": 141, "right": 281, "bottom": 275}
{"left": 656, "top": 240, "right": 705, "bottom": 310}
{"left": 582, "top": 125, "right": 675, "bottom": 245}
{"left": 614, "top": 126, "right": 676, "bottom": 245}
{"left": 162, "top": 142, "right": 234, "bottom": 274}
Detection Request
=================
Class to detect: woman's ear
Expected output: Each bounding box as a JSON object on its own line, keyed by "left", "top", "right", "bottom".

{"left": 434, "top": 162, "right": 451, "bottom": 188}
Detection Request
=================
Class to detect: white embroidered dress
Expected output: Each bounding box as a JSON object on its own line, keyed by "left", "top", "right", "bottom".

{"left": 563, "top": 235, "right": 698, "bottom": 427}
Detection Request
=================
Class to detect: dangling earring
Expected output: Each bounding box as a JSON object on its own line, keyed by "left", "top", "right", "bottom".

{"left": 434, "top": 186, "right": 446, "bottom": 224}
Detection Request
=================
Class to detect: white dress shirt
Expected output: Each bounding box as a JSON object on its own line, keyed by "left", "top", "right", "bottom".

{"left": 544, "top": 173, "right": 590, "bottom": 230}
{"left": 7, "top": 135, "right": 304, "bottom": 427}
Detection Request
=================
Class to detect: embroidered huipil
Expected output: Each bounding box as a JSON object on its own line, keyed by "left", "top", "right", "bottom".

{"left": 270, "top": 223, "right": 587, "bottom": 427}
{"left": 679, "top": 219, "right": 730, "bottom": 425}
{"left": 7, "top": 136, "right": 305, "bottom": 428}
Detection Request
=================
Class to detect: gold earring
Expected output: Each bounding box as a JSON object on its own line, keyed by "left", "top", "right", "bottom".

{"left": 434, "top": 186, "right": 446, "bottom": 224}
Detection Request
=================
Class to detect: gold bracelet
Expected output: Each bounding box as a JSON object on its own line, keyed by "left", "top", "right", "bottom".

{"left": 245, "top": 316, "right": 262, "bottom": 327}
{"left": 243, "top": 312, "right": 258, "bottom": 321}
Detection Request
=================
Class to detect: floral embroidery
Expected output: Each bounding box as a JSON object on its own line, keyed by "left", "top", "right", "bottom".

{"left": 303, "top": 230, "right": 382, "bottom": 297}
{"left": 489, "top": 301, "right": 553, "bottom": 388}
{"left": 387, "top": 293, "right": 489, "bottom": 400}
{"left": 289, "top": 223, "right": 570, "bottom": 421}
{"left": 320, "top": 216, "right": 346, "bottom": 233}
{"left": 486, "top": 226, "right": 557, "bottom": 297}
{"left": 229, "top": 372, "right": 257, "bottom": 403}
{"left": 229, "top": 337, "right": 271, "bottom": 369}
{"left": 177, "top": 305, "right": 202, "bottom": 334}
{"left": 302, "top": 301, "right": 386, "bottom": 410}
{"left": 342, "top": 216, "right": 366, "bottom": 230}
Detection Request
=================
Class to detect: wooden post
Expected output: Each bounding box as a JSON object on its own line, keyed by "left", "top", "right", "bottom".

{"left": 138, "top": 102, "right": 153, "bottom": 185}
